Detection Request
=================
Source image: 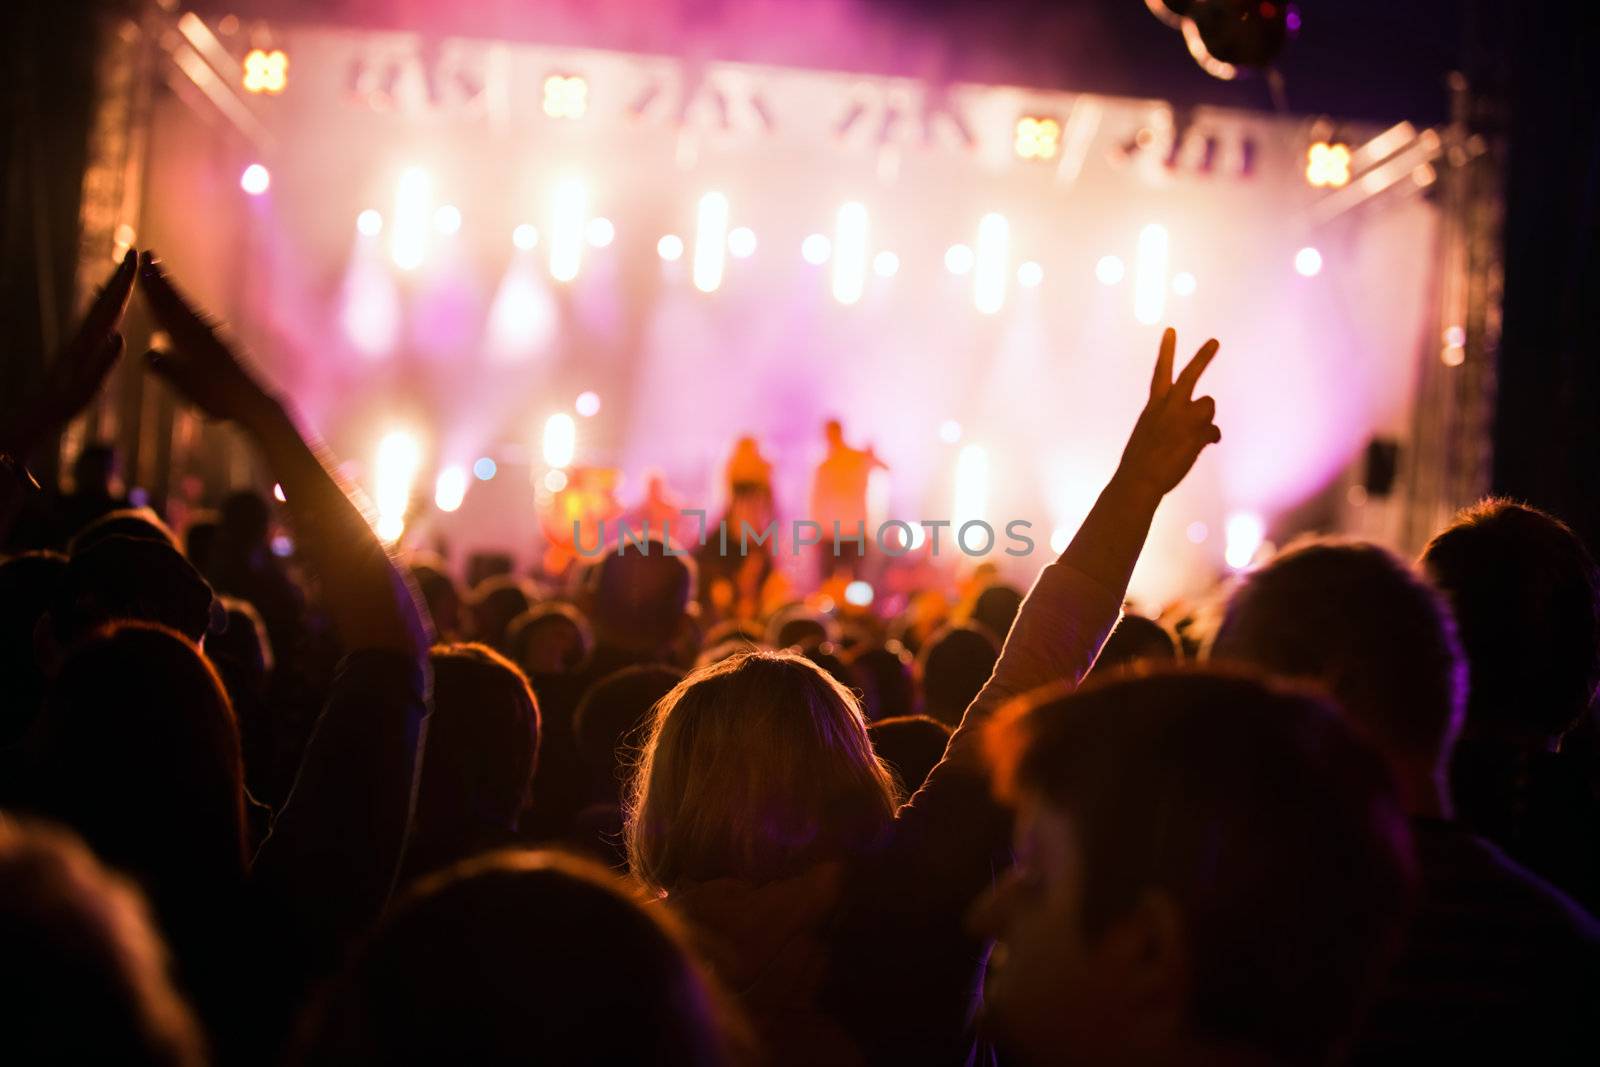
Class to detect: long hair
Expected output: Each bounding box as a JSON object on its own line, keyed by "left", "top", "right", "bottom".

{"left": 625, "top": 650, "right": 897, "bottom": 892}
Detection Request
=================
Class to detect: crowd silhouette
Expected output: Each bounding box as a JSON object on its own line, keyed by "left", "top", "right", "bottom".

{"left": 1, "top": 250, "right": 1597, "bottom": 1065}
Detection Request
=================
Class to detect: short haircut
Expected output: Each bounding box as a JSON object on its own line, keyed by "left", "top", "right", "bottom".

{"left": 573, "top": 664, "right": 684, "bottom": 789}
{"left": 918, "top": 623, "right": 1000, "bottom": 727}
{"left": 505, "top": 601, "right": 593, "bottom": 676}
{"left": 989, "top": 668, "right": 1416, "bottom": 1065}
{"left": 52, "top": 535, "right": 215, "bottom": 646}
{"left": 868, "top": 714, "right": 952, "bottom": 800}
{"left": 1421, "top": 498, "right": 1600, "bottom": 741}
{"left": 1210, "top": 538, "right": 1467, "bottom": 767}
{"left": 587, "top": 541, "right": 694, "bottom": 650}
{"left": 67, "top": 508, "right": 180, "bottom": 556}
{"left": 421, "top": 644, "right": 542, "bottom": 835}
{"left": 972, "top": 583, "right": 1024, "bottom": 642}
{"left": 1091, "top": 613, "right": 1180, "bottom": 675}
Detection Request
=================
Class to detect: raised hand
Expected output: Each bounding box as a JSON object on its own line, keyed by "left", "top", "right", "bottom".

{"left": 1115, "top": 328, "right": 1222, "bottom": 499}
{"left": 2, "top": 249, "right": 137, "bottom": 454}
{"left": 137, "top": 252, "right": 276, "bottom": 427}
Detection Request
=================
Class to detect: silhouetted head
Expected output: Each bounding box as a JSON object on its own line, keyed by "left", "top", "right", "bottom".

{"left": 917, "top": 623, "right": 1000, "bottom": 727}
{"left": 868, "top": 714, "right": 952, "bottom": 800}
{"left": 182, "top": 512, "right": 221, "bottom": 575}
{"left": 574, "top": 664, "right": 684, "bottom": 799}
{"left": 848, "top": 643, "right": 916, "bottom": 722}
{"left": 506, "top": 602, "right": 593, "bottom": 677}
{"left": 627, "top": 650, "right": 897, "bottom": 891}
{"left": 465, "top": 574, "right": 534, "bottom": 652}
{"left": 976, "top": 668, "right": 1415, "bottom": 1067}
{"left": 824, "top": 418, "right": 844, "bottom": 447}
{"left": 50, "top": 535, "right": 215, "bottom": 648}
{"left": 764, "top": 604, "right": 839, "bottom": 651}
{"left": 587, "top": 542, "right": 694, "bottom": 655}
{"left": 1421, "top": 499, "right": 1600, "bottom": 745}
{"left": 0, "top": 819, "right": 204, "bottom": 1067}
{"left": 0, "top": 550, "right": 67, "bottom": 744}
{"left": 1092, "top": 614, "right": 1180, "bottom": 675}
{"left": 407, "top": 558, "right": 462, "bottom": 639}
{"left": 407, "top": 644, "right": 540, "bottom": 878}
{"left": 68, "top": 508, "right": 180, "bottom": 556}
{"left": 72, "top": 443, "right": 118, "bottom": 497}
{"left": 298, "top": 851, "right": 742, "bottom": 1066}
{"left": 972, "top": 583, "right": 1024, "bottom": 642}
{"left": 34, "top": 622, "right": 247, "bottom": 909}
{"left": 219, "top": 490, "right": 272, "bottom": 552}
{"left": 1210, "top": 539, "right": 1466, "bottom": 801}
{"left": 208, "top": 596, "right": 272, "bottom": 695}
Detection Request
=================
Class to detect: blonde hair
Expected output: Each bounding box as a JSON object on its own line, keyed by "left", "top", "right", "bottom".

{"left": 625, "top": 650, "right": 897, "bottom": 891}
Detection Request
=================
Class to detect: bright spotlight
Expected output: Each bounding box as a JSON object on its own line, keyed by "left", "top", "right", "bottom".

{"left": 542, "top": 74, "right": 588, "bottom": 119}
{"left": 1134, "top": 223, "right": 1169, "bottom": 325}
{"left": 974, "top": 213, "right": 1010, "bottom": 314}
{"left": 374, "top": 430, "right": 422, "bottom": 544}
{"left": 1014, "top": 116, "right": 1062, "bottom": 160}
{"left": 1305, "top": 141, "right": 1352, "bottom": 188}
{"left": 938, "top": 419, "right": 962, "bottom": 444}
{"left": 953, "top": 443, "right": 990, "bottom": 533}
{"left": 512, "top": 224, "right": 539, "bottom": 250}
{"left": 433, "top": 204, "right": 462, "bottom": 235}
{"left": 575, "top": 390, "right": 602, "bottom": 417}
{"left": 832, "top": 201, "right": 869, "bottom": 305}
{"left": 1294, "top": 246, "right": 1323, "bottom": 277}
{"left": 801, "top": 233, "right": 831, "bottom": 265}
{"left": 434, "top": 465, "right": 467, "bottom": 512}
{"left": 1224, "top": 512, "right": 1265, "bottom": 570}
{"left": 693, "top": 191, "right": 730, "bottom": 293}
{"left": 472, "top": 457, "right": 497, "bottom": 481}
{"left": 239, "top": 164, "right": 270, "bottom": 196}
{"left": 657, "top": 234, "right": 684, "bottom": 261}
{"left": 544, "top": 469, "right": 569, "bottom": 493}
{"left": 1172, "top": 271, "right": 1197, "bottom": 296}
{"left": 586, "top": 217, "right": 615, "bottom": 248}
{"left": 844, "top": 580, "right": 875, "bottom": 608}
{"left": 549, "top": 178, "right": 587, "bottom": 282}
{"left": 945, "top": 243, "right": 974, "bottom": 275}
{"left": 1017, "top": 261, "right": 1044, "bottom": 288}
{"left": 727, "top": 226, "right": 757, "bottom": 258}
{"left": 1095, "top": 255, "right": 1125, "bottom": 285}
{"left": 391, "top": 167, "right": 431, "bottom": 271}
{"left": 356, "top": 209, "right": 383, "bottom": 237}
{"left": 242, "top": 48, "right": 288, "bottom": 94}
{"left": 872, "top": 250, "right": 899, "bottom": 278}
{"left": 542, "top": 413, "right": 577, "bottom": 469}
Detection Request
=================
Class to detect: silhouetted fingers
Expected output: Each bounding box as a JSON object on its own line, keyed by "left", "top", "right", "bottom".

{"left": 79, "top": 250, "right": 137, "bottom": 345}
{"left": 1173, "top": 339, "right": 1219, "bottom": 401}
{"left": 1150, "top": 327, "right": 1177, "bottom": 400}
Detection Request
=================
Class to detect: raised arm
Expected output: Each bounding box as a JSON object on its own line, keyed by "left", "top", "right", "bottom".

{"left": 137, "top": 253, "right": 427, "bottom": 656}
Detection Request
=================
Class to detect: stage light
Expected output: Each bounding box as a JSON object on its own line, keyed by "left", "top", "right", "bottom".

{"left": 1050, "top": 527, "right": 1071, "bottom": 554}
{"left": 953, "top": 443, "right": 990, "bottom": 532}
{"left": 242, "top": 48, "right": 288, "bottom": 94}
{"left": 1186, "top": 520, "right": 1209, "bottom": 544}
{"left": 549, "top": 178, "right": 587, "bottom": 282}
{"left": 543, "top": 413, "right": 577, "bottom": 469}
{"left": 273, "top": 483, "right": 286, "bottom": 502}
{"left": 694, "top": 191, "right": 730, "bottom": 293}
{"left": 832, "top": 201, "right": 869, "bottom": 305}
{"left": 974, "top": 214, "right": 1010, "bottom": 314}
{"left": 938, "top": 419, "right": 962, "bottom": 444}
{"left": 391, "top": 167, "right": 431, "bottom": 271}
{"left": 240, "top": 164, "right": 270, "bottom": 196}
{"left": 1443, "top": 325, "right": 1466, "bottom": 347}
{"left": 801, "top": 233, "right": 831, "bottom": 265}
{"left": 586, "top": 217, "right": 615, "bottom": 248}
{"left": 544, "top": 469, "right": 569, "bottom": 493}
{"left": 543, "top": 74, "right": 588, "bottom": 119}
{"left": 1305, "top": 141, "right": 1352, "bottom": 188}
{"left": 1017, "top": 261, "right": 1044, "bottom": 288}
{"left": 1134, "top": 223, "right": 1169, "bottom": 325}
{"left": 657, "top": 234, "right": 684, "bottom": 261}
{"left": 473, "top": 457, "right": 497, "bottom": 481}
{"left": 434, "top": 465, "right": 467, "bottom": 512}
{"left": 1294, "top": 246, "right": 1322, "bottom": 277}
{"left": 945, "top": 244, "right": 974, "bottom": 275}
{"left": 575, "top": 390, "right": 602, "bottom": 417}
{"left": 433, "top": 204, "right": 462, "bottom": 235}
{"left": 374, "top": 430, "right": 422, "bottom": 544}
{"left": 356, "top": 209, "right": 383, "bottom": 237}
{"left": 1172, "top": 271, "right": 1197, "bottom": 296}
{"left": 513, "top": 224, "right": 539, "bottom": 250}
{"left": 1095, "top": 255, "right": 1125, "bottom": 285}
{"left": 1224, "top": 512, "right": 1265, "bottom": 570}
{"left": 873, "top": 250, "right": 899, "bottom": 278}
{"left": 271, "top": 534, "right": 293, "bottom": 558}
{"left": 844, "top": 580, "right": 874, "bottom": 608}
{"left": 727, "top": 226, "right": 757, "bottom": 258}
{"left": 1014, "top": 116, "right": 1062, "bottom": 160}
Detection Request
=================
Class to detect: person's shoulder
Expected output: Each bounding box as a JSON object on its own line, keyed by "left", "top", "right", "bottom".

{"left": 1414, "top": 819, "right": 1600, "bottom": 944}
